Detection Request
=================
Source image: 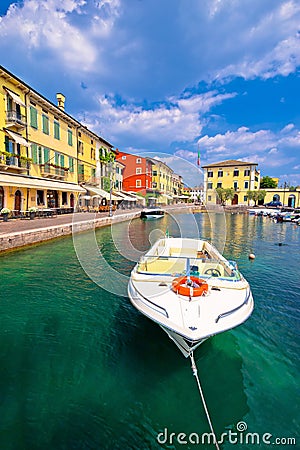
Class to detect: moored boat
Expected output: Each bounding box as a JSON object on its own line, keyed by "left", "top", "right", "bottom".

{"left": 128, "top": 236, "right": 254, "bottom": 357}
{"left": 140, "top": 208, "right": 164, "bottom": 220}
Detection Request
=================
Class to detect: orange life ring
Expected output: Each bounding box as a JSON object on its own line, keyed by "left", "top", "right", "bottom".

{"left": 172, "top": 276, "right": 208, "bottom": 297}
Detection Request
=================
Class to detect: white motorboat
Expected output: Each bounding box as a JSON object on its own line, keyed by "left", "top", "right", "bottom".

{"left": 140, "top": 208, "right": 164, "bottom": 220}
{"left": 128, "top": 237, "right": 254, "bottom": 357}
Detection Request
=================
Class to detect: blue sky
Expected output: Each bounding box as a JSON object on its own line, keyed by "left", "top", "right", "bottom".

{"left": 1, "top": 0, "right": 300, "bottom": 187}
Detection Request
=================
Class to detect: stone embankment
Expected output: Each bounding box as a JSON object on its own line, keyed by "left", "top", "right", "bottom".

{"left": 0, "top": 210, "right": 140, "bottom": 253}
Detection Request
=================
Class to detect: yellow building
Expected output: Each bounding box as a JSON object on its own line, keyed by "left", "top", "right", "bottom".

{"left": 263, "top": 188, "right": 300, "bottom": 208}
{"left": 202, "top": 159, "right": 260, "bottom": 205}
{"left": 151, "top": 159, "right": 174, "bottom": 204}
{"left": 0, "top": 65, "right": 114, "bottom": 214}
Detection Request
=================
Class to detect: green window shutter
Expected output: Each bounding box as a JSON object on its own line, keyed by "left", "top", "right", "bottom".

{"left": 91, "top": 167, "right": 96, "bottom": 177}
{"left": 43, "top": 147, "right": 50, "bottom": 163}
{"left": 78, "top": 164, "right": 84, "bottom": 175}
{"left": 42, "top": 115, "right": 49, "bottom": 134}
{"left": 5, "top": 136, "right": 9, "bottom": 152}
{"left": 31, "top": 144, "right": 37, "bottom": 163}
{"left": 30, "top": 106, "right": 38, "bottom": 129}
{"left": 68, "top": 157, "right": 74, "bottom": 173}
{"left": 60, "top": 155, "right": 65, "bottom": 168}
{"left": 68, "top": 129, "right": 73, "bottom": 146}
{"left": 54, "top": 121, "right": 60, "bottom": 140}
{"left": 55, "top": 152, "right": 59, "bottom": 166}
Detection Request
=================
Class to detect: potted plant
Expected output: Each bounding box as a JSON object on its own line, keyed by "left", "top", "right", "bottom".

{"left": 1, "top": 207, "right": 10, "bottom": 221}
{"left": 28, "top": 206, "right": 37, "bottom": 220}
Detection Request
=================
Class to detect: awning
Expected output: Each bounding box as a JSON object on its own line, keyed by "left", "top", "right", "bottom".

{"left": 113, "top": 191, "right": 136, "bottom": 201}
{"left": 4, "top": 88, "right": 26, "bottom": 108}
{"left": 0, "top": 173, "right": 86, "bottom": 192}
{"left": 85, "top": 185, "right": 120, "bottom": 201}
{"left": 6, "top": 130, "right": 30, "bottom": 147}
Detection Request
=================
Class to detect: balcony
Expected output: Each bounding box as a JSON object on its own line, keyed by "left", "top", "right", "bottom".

{"left": 40, "top": 164, "right": 67, "bottom": 180}
{"left": 0, "top": 152, "right": 30, "bottom": 173}
{"left": 6, "top": 110, "right": 27, "bottom": 129}
{"left": 87, "top": 176, "right": 100, "bottom": 186}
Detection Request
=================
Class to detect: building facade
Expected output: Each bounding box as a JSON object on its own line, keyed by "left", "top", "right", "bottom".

{"left": 116, "top": 151, "right": 153, "bottom": 196}
{"left": 0, "top": 65, "right": 114, "bottom": 213}
{"left": 202, "top": 159, "right": 260, "bottom": 205}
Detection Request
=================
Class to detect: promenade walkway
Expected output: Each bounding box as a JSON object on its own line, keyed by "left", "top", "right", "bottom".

{"left": 0, "top": 209, "right": 139, "bottom": 236}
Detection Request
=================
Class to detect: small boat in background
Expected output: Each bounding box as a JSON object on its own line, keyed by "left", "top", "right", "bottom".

{"left": 140, "top": 208, "right": 164, "bottom": 220}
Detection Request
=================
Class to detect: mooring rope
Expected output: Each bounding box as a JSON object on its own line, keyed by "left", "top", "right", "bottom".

{"left": 190, "top": 352, "right": 220, "bottom": 450}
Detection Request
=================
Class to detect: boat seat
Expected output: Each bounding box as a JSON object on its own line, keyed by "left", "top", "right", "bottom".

{"left": 169, "top": 248, "right": 198, "bottom": 257}
{"left": 138, "top": 258, "right": 186, "bottom": 274}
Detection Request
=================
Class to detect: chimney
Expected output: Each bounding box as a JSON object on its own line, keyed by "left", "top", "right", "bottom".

{"left": 56, "top": 93, "right": 65, "bottom": 110}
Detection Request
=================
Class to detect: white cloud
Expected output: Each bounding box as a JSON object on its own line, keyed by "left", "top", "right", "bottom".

{"left": 81, "top": 90, "right": 236, "bottom": 145}
{"left": 0, "top": 0, "right": 120, "bottom": 71}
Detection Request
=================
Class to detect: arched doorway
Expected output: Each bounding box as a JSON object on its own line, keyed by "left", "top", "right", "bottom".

{"left": 0, "top": 186, "right": 4, "bottom": 210}
{"left": 231, "top": 194, "right": 238, "bottom": 205}
{"left": 70, "top": 193, "right": 75, "bottom": 209}
{"left": 288, "top": 194, "right": 295, "bottom": 208}
{"left": 14, "top": 190, "right": 22, "bottom": 213}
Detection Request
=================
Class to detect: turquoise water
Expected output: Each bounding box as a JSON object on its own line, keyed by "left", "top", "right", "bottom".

{"left": 0, "top": 212, "right": 299, "bottom": 449}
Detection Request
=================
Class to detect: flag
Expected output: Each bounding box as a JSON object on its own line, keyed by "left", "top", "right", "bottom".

{"left": 197, "top": 147, "right": 200, "bottom": 166}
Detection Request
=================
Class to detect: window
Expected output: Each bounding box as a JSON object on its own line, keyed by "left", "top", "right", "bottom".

{"left": 38, "top": 146, "right": 43, "bottom": 164}
{"left": 37, "top": 190, "right": 44, "bottom": 206}
{"left": 218, "top": 170, "right": 223, "bottom": 177}
{"left": 217, "top": 182, "right": 222, "bottom": 188}
{"left": 244, "top": 181, "right": 249, "bottom": 189}
{"left": 68, "top": 128, "right": 73, "bottom": 146}
{"left": 208, "top": 195, "right": 212, "bottom": 201}
{"left": 78, "top": 141, "right": 84, "bottom": 155}
{"left": 91, "top": 148, "right": 96, "bottom": 160}
{"left": 207, "top": 182, "right": 213, "bottom": 189}
{"left": 60, "top": 154, "right": 65, "bottom": 168}
{"left": 136, "top": 158, "right": 141, "bottom": 163}
{"left": 244, "top": 169, "right": 250, "bottom": 176}
{"left": 62, "top": 192, "right": 68, "bottom": 205}
{"left": 42, "top": 114, "right": 49, "bottom": 134}
{"left": 233, "top": 181, "right": 238, "bottom": 190}
{"left": 69, "top": 157, "right": 74, "bottom": 173}
{"left": 233, "top": 169, "right": 239, "bottom": 177}
{"left": 152, "top": 170, "right": 157, "bottom": 176}
{"left": 136, "top": 167, "right": 142, "bottom": 174}
{"left": 54, "top": 120, "right": 60, "bottom": 140}
{"left": 255, "top": 176, "right": 258, "bottom": 182}
{"left": 244, "top": 196, "right": 248, "bottom": 202}
{"left": 122, "top": 155, "right": 126, "bottom": 160}
{"left": 30, "top": 106, "right": 38, "bottom": 129}
{"left": 152, "top": 182, "right": 157, "bottom": 188}
{"left": 207, "top": 171, "right": 213, "bottom": 177}
{"left": 136, "top": 179, "right": 141, "bottom": 188}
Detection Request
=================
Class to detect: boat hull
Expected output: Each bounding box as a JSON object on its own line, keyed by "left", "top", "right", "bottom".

{"left": 160, "top": 325, "right": 208, "bottom": 357}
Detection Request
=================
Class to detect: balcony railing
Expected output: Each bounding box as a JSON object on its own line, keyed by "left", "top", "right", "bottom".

{"left": 40, "top": 164, "right": 67, "bottom": 180}
{"left": 87, "top": 176, "right": 100, "bottom": 186}
{"left": 0, "top": 152, "right": 30, "bottom": 172}
{"left": 6, "top": 110, "right": 27, "bottom": 129}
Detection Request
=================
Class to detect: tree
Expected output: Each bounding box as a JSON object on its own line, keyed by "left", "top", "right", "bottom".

{"left": 249, "top": 189, "right": 266, "bottom": 205}
{"left": 260, "top": 176, "right": 277, "bottom": 188}
{"left": 215, "top": 187, "right": 235, "bottom": 205}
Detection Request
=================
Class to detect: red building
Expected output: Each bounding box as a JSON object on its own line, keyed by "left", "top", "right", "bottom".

{"left": 116, "top": 151, "right": 154, "bottom": 196}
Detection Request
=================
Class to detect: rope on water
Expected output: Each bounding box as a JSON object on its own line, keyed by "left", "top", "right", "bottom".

{"left": 190, "top": 352, "right": 220, "bottom": 450}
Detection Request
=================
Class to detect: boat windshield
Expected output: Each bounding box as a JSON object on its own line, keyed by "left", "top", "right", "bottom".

{"left": 137, "top": 255, "right": 241, "bottom": 280}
